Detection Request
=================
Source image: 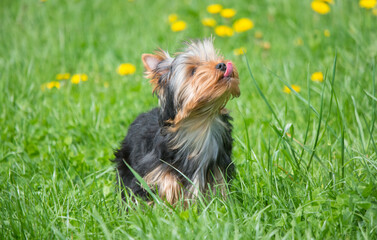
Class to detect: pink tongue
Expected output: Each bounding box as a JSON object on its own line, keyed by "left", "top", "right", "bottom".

{"left": 224, "top": 62, "right": 233, "bottom": 77}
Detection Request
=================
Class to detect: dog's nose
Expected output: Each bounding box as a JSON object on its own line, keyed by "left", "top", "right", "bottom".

{"left": 215, "top": 63, "right": 227, "bottom": 72}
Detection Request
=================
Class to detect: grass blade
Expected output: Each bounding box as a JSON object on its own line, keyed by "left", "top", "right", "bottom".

{"left": 244, "top": 55, "right": 282, "bottom": 128}
{"left": 124, "top": 161, "right": 162, "bottom": 205}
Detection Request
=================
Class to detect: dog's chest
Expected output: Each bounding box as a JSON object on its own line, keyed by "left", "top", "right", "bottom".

{"left": 197, "top": 119, "right": 226, "bottom": 165}
{"left": 174, "top": 117, "right": 228, "bottom": 167}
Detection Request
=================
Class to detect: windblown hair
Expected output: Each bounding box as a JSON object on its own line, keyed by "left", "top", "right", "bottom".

{"left": 113, "top": 39, "right": 240, "bottom": 205}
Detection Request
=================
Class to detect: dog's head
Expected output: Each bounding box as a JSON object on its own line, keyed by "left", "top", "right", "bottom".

{"left": 142, "top": 39, "right": 240, "bottom": 128}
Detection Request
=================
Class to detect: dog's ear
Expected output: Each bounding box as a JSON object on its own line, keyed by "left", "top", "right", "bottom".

{"left": 142, "top": 54, "right": 163, "bottom": 72}
{"left": 142, "top": 51, "right": 173, "bottom": 101}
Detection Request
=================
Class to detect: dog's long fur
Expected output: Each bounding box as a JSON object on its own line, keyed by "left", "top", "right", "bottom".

{"left": 113, "top": 39, "right": 240, "bottom": 205}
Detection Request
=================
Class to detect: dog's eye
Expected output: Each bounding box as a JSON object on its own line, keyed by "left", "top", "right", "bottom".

{"left": 191, "top": 68, "right": 197, "bottom": 76}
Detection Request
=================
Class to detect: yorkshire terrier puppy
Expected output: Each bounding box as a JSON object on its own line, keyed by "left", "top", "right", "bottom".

{"left": 113, "top": 39, "right": 240, "bottom": 205}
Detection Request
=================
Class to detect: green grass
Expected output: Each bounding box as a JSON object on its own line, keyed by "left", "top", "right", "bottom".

{"left": 1, "top": 0, "right": 377, "bottom": 239}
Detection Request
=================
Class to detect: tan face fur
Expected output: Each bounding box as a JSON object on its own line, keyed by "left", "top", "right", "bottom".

{"left": 142, "top": 39, "right": 240, "bottom": 128}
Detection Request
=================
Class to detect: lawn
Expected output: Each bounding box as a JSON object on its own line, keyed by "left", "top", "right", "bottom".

{"left": 1, "top": 0, "right": 377, "bottom": 239}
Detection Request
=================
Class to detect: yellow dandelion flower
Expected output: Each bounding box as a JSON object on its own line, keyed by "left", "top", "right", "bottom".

{"left": 262, "top": 42, "right": 271, "bottom": 50}
{"left": 207, "top": 4, "right": 223, "bottom": 14}
{"left": 283, "top": 84, "right": 301, "bottom": 94}
{"left": 220, "top": 8, "right": 236, "bottom": 18}
{"left": 311, "top": 1, "right": 331, "bottom": 14}
{"left": 233, "top": 18, "right": 254, "bottom": 33}
{"left": 80, "top": 74, "right": 88, "bottom": 81}
{"left": 201, "top": 18, "right": 217, "bottom": 27}
{"left": 311, "top": 72, "right": 324, "bottom": 82}
{"left": 54, "top": 81, "right": 60, "bottom": 89}
{"left": 294, "top": 37, "right": 304, "bottom": 46}
{"left": 324, "top": 29, "right": 330, "bottom": 37}
{"left": 233, "top": 47, "right": 247, "bottom": 56}
{"left": 283, "top": 86, "right": 290, "bottom": 93}
{"left": 56, "top": 73, "right": 70, "bottom": 80}
{"left": 359, "top": 0, "right": 377, "bottom": 9}
{"left": 171, "top": 20, "right": 187, "bottom": 32}
{"left": 45, "top": 81, "right": 60, "bottom": 89}
{"left": 168, "top": 14, "right": 178, "bottom": 23}
{"left": 71, "top": 74, "right": 81, "bottom": 84}
{"left": 117, "top": 63, "right": 136, "bottom": 76}
{"left": 254, "top": 31, "right": 263, "bottom": 39}
{"left": 215, "top": 25, "right": 234, "bottom": 37}
{"left": 71, "top": 74, "right": 87, "bottom": 84}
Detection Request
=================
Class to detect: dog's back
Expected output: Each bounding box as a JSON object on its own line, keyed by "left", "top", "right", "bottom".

{"left": 113, "top": 108, "right": 160, "bottom": 198}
